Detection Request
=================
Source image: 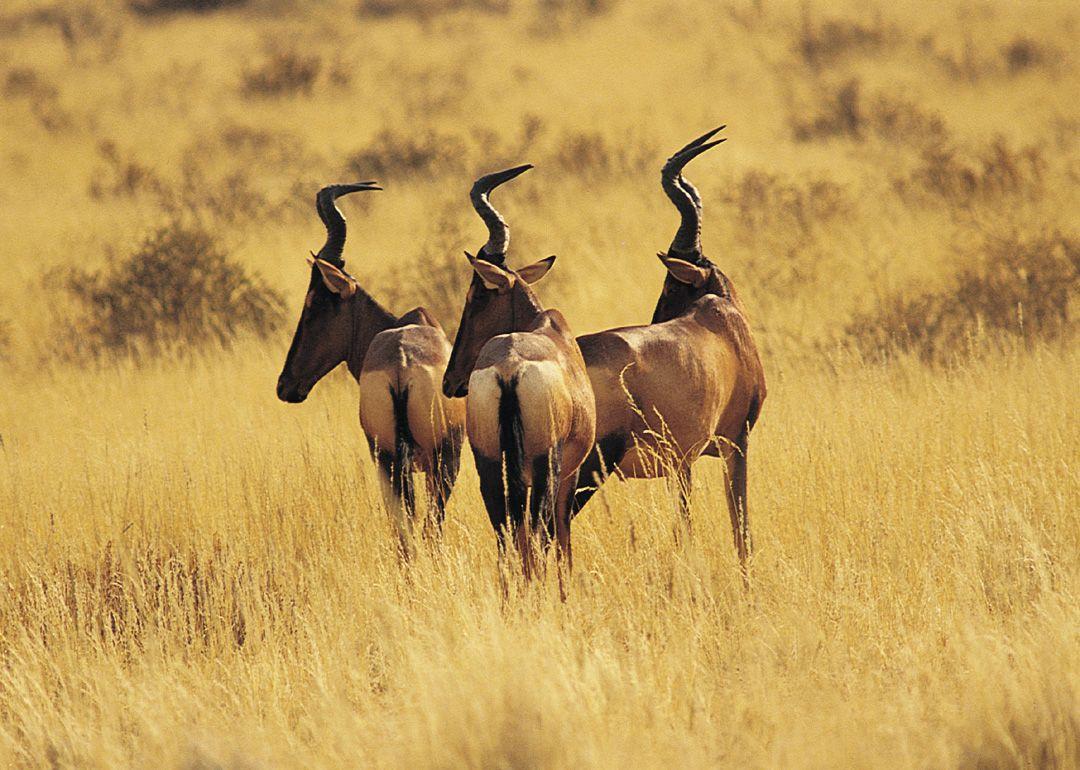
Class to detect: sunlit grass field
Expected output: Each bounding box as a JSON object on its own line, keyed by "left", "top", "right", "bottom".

{"left": 1, "top": 0, "right": 1078, "bottom": 766}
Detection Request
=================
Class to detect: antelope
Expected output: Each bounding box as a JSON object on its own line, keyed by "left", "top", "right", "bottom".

{"left": 572, "top": 127, "right": 766, "bottom": 571}
{"left": 441, "top": 166, "right": 596, "bottom": 581}
{"left": 276, "top": 183, "right": 466, "bottom": 555}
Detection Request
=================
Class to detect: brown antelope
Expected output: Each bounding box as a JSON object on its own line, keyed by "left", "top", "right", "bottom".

{"left": 572, "top": 127, "right": 766, "bottom": 571}
{"left": 277, "top": 183, "right": 465, "bottom": 554}
{"left": 441, "top": 166, "right": 596, "bottom": 580}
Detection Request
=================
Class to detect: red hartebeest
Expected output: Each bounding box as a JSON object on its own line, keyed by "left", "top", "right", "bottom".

{"left": 277, "top": 183, "right": 465, "bottom": 555}
{"left": 441, "top": 166, "right": 596, "bottom": 581}
{"left": 572, "top": 128, "right": 766, "bottom": 571}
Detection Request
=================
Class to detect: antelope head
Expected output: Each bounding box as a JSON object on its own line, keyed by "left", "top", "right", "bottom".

{"left": 651, "top": 126, "right": 734, "bottom": 324}
{"left": 277, "top": 182, "right": 380, "bottom": 403}
{"left": 442, "top": 165, "right": 556, "bottom": 398}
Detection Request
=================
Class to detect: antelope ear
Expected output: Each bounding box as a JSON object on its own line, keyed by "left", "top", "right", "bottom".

{"left": 469, "top": 257, "right": 514, "bottom": 292}
{"left": 516, "top": 255, "right": 556, "bottom": 284}
{"left": 658, "top": 255, "right": 709, "bottom": 287}
{"left": 314, "top": 259, "right": 358, "bottom": 298}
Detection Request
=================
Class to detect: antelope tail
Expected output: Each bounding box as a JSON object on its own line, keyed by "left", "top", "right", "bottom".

{"left": 497, "top": 376, "right": 527, "bottom": 521}
{"left": 390, "top": 385, "right": 414, "bottom": 503}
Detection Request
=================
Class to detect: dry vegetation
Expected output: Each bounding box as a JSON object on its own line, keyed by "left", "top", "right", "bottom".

{"left": 0, "top": 0, "right": 1077, "bottom": 767}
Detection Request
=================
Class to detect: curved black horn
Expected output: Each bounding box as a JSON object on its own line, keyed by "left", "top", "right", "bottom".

{"left": 669, "top": 125, "right": 724, "bottom": 211}
{"left": 314, "top": 182, "right": 381, "bottom": 266}
{"left": 470, "top": 164, "right": 532, "bottom": 263}
{"left": 662, "top": 132, "right": 725, "bottom": 257}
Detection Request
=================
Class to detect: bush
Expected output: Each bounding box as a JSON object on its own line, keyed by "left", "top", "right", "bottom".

{"left": 345, "top": 129, "right": 468, "bottom": 180}
{"left": 129, "top": 0, "right": 247, "bottom": 15}
{"left": 55, "top": 223, "right": 286, "bottom": 358}
{"left": 3, "top": 67, "right": 58, "bottom": 100}
{"left": 797, "top": 13, "right": 897, "bottom": 68}
{"left": 0, "top": 319, "right": 11, "bottom": 363}
{"left": 792, "top": 78, "right": 947, "bottom": 145}
{"left": 896, "top": 138, "right": 1044, "bottom": 206}
{"left": 356, "top": 0, "right": 509, "bottom": 21}
{"left": 846, "top": 231, "right": 1080, "bottom": 363}
{"left": 89, "top": 141, "right": 165, "bottom": 199}
{"left": 1002, "top": 36, "right": 1055, "bottom": 74}
{"left": 241, "top": 49, "right": 322, "bottom": 97}
{"left": 718, "top": 170, "right": 849, "bottom": 237}
{"left": 549, "top": 129, "right": 654, "bottom": 177}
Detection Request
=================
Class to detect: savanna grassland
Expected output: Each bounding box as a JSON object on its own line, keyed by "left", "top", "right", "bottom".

{"left": 1, "top": 0, "right": 1078, "bottom": 766}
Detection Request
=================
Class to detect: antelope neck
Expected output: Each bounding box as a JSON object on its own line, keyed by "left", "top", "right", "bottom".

{"left": 345, "top": 289, "right": 397, "bottom": 379}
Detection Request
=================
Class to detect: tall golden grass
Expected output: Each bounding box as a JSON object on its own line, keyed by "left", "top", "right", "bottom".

{"left": 0, "top": 0, "right": 1077, "bottom": 766}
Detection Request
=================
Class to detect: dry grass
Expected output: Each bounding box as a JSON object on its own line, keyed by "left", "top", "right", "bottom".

{"left": 0, "top": 0, "right": 1078, "bottom": 767}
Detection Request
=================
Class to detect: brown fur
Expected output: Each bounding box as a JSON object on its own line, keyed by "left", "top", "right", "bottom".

{"left": 278, "top": 273, "right": 465, "bottom": 558}
{"left": 444, "top": 259, "right": 596, "bottom": 584}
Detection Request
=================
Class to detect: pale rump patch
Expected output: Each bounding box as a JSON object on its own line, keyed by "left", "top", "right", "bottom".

{"left": 465, "top": 359, "right": 572, "bottom": 472}
{"left": 404, "top": 364, "right": 461, "bottom": 453}
{"left": 358, "top": 369, "right": 396, "bottom": 452}
{"left": 465, "top": 367, "right": 503, "bottom": 461}
{"left": 359, "top": 326, "right": 464, "bottom": 463}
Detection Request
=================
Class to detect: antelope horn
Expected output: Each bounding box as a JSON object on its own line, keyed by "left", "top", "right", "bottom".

{"left": 314, "top": 182, "right": 381, "bottom": 266}
{"left": 470, "top": 164, "right": 532, "bottom": 263}
{"left": 668, "top": 125, "right": 725, "bottom": 211}
{"left": 661, "top": 136, "right": 725, "bottom": 257}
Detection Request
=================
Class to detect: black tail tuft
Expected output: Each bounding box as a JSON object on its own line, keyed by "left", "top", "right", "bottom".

{"left": 390, "top": 385, "right": 414, "bottom": 504}
{"left": 497, "top": 376, "right": 527, "bottom": 524}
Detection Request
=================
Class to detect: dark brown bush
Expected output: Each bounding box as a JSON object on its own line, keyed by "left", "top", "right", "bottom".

{"left": 129, "top": 0, "right": 247, "bottom": 15}
{"left": 793, "top": 78, "right": 947, "bottom": 145}
{"left": 241, "top": 50, "right": 322, "bottom": 97}
{"left": 89, "top": 141, "right": 165, "bottom": 199}
{"left": 797, "top": 13, "right": 896, "bottom": 68}
{"left": 897, "top": 138, "right": 1045, "bottom": 206}
{"left": 357, "top": 0, "right": 508, "bottom": 20}
{"left": 346, "top": 129, "right": 468, "bottom": 180}
{"left": 718, "top": 170, "right": 849, "bottom": 237}
{"left": 846, "top": 231, "right": 1080, "bottom": 363}
{"left": 3, "top": 67, "right": 58, "bottom": 100}
{"left": 0, "top": 319, "right": 11, "bottom": 363}
{"left": 1002, "top": 36, "right": 1055, "bottom": 74}
{"left": 549, "top": 129, "right": 654, "bottom": 177}
{"left": 55, "top": 223, "right": 286, "bottom": 359}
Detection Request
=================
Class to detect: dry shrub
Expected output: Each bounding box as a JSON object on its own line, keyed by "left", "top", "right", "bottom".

{"left": 793, "top": 78, "right": 947, "bottom": 145}
{"left": 3, "top": 66, "right": 73, "bottom": 133}
{"left": 920, "top": 33, "right": 1060, "bottom": 82}
{"left": 216, "top": 123, "right": 310, "bottom": 167}
{"left": 346, "top": 128, "right": 468, "bottom": 180}
{"left": 241, "top": 49, "right": 322, "bottom": 97}
{"left": 532, "top": 0, "right": 617, "bottom": 32}
{"left": 89, "top": 140, "right": 290, "bottom": 224}
{"left": 549, "top": 129, "right": 654, "bottom": 177}
{"left": 0, "top": 318, "right": 11, "bottom": 363}
{"left": 89, "top": 140, "right": 165, "bottom": 199}
{"left": 719, "top": 170, "right": 849, "bottom": 237}
{"left": 357, "top": 0, "right": 509, "bottom": 20}
{"left": 53, "top": 223, "right": 286, "bottom": 359}
{"left": 3, "top": 67, "right": 58, "bottom": 100}
{"left": 847, "top": 231, "right": 1080, "bottom": 363}
{"left": 715, "top": 171, "right": 850, "bottom": 305}
{"left": 1002, "top": 36, "right": 1056, "bottom": 75}
{"left": 797, "top": 12, "right": 897, "bottom": 68}
{"left": 130, "top": 0, "right": 247, "bottom": 15}
{"left": 0, "top": 3, "right": 119, "bottom": 60}
{"left": 897, "top": 138, "right": 1045, "bottom": 206}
